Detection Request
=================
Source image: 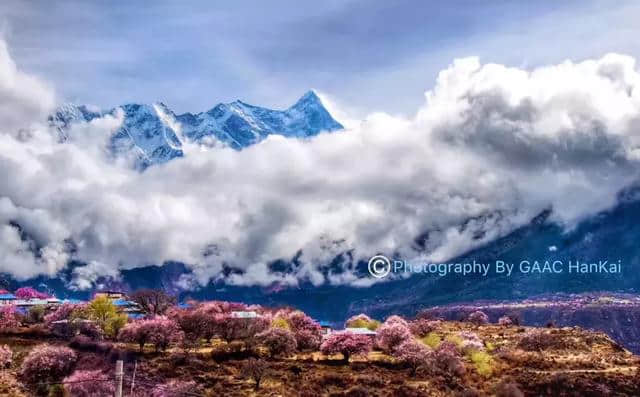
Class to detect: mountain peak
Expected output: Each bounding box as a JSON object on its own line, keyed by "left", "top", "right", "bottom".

{"left": 291, "top": 90, "right": 322, "bottom": 109}
{"left": 302, "top": 89, "right": 320, "bottom": 100}
{"left": 229, "top": 99, "right": 251, "bottom": 107}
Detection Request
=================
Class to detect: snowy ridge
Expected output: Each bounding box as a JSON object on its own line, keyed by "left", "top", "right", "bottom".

{"left": 49, "top": 91, "right": 343, "bottom": 167}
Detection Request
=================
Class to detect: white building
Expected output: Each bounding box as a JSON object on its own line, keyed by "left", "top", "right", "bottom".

{"left": 230, "top": 311, "right": 259, "bottom": 319}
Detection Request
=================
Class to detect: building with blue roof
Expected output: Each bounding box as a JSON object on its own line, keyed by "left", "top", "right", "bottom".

{"left": 112, "top": 299, "right": 133, "bottom": 307}
{"left": 317, "top": 320, "right": 333, "bottom": 335}
{"left": 61, "top": 299, "right": 86, "bottom": 305}
{"left": 0, "top": 293, "right": 16, "bottom": 303}
{"left": 111, "top": 299, "right": 145, "bottom": 318}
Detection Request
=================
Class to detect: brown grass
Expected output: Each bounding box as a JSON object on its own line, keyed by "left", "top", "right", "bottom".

{"left": 1, "top": 321, "right": 639, "bottom": 396}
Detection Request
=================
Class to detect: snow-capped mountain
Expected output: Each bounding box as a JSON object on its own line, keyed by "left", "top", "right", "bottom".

{"left": 48, "top": 90, "right": 343, "bottom": 167}
{"left": 177, "top": 90, "right": 343, "bottom": 149}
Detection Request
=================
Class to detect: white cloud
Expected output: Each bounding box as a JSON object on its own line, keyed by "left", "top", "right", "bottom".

{"left": 1, "top": 40, "right": 639, "bottom": 289}
{"left": 70, "top": 260, "right": 121, "bottom": 290}
{"left": 0, "top": 40, "right": 54, "bottom": 132}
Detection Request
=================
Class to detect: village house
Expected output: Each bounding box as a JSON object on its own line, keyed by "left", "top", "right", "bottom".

{"left": 112, "top": 298, "right": 145, "bottom": 319}
{"left": 230, "top": 311, "right": 259, "bottom": 319}
{"left": 344, "top": 327, "right": 377, "bottom": 339}
{"left": 0, "top": 293, "right": 16, "bottom": 306}
{"left": 318, "top": 320, "right": 333, "bottom": 335}
{"left": 60, "top": 299, "right": 86, "bottom": 305}
{"left": 321, "top": 327, "right": 377, "bottom": 339}
{"left": 13, "top": 298, "right": 51, "bottom": 308}
{"left": 93, "top": 290, "right": 126, "bottom": 300}
{"left": 0, "top": 290, "right": 81, "bottom": 310}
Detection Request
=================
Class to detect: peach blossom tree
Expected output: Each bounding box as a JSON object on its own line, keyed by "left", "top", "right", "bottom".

{"left": 0, "top": 305, "right": 19, "bottom": 331}
{"left": 433, "top": 342, "right": 466, "bottom": 377}
{"left": 257, "top": 327, "right": 297, "bottom": 358}
{"left": 63, "top": 370, "right": 114, "bottom": 397}
{"left": 119, "top": 321, "right": 151, "bottom": 352}
{"left": 409, "top": 319, "right": 441, "bottom": 337}
{"left": 320, "top": 332, "right": 373, "bottom": 363}
{"left": 146, "top": 316, "right": 183, "bottom": 352}
{"left": 393, "top": 340, "right": 432, "bottom": 376}
{"left": 286, "top": 311, "right": 322, "bottom": 350}
{"left": 119, "top": 317, "right": 182, "bottom": 352}
{"left": 14, "top": 287, "right": 49, "bottom": 300}
{"left": 376, "top": 319, "right": 412, "bottom": 353}
{"left": 468, "top": 310, "right": 489, "bottom": 325}
{"left": 20, "top": 345, "right": 77, "bottom": 385}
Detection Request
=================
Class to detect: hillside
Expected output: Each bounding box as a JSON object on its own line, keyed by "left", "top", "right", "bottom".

{"left": 0, "top": 300, "right": 638, "bottom": 396}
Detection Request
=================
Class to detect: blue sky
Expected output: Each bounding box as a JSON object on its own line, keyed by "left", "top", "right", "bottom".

{"left": 2, "top": 0, "right": 640, "bottom": 117}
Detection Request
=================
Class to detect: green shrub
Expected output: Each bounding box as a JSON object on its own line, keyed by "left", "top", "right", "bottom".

{"left": 27, "top": 305, "right": 46, "bottom": 324}
{"left": 469, "top": 350, "right": 493, "bottom": 377}
{"left": 347, "top": 317, "right": 381, "bottom": 331}
{"left": 420, "top": 332, "right": 442, "bottom": 349}
{"left": 271, "top": 317, "right": 291, "bottom": 330}
{"left": 445, "top": 334, "right": 463, "bottom": 348}
{"left": 48, "top": 384, "right": 64, "bottom": 397}
{"left": 486, "top": 341, "right": 496, "bottom": 352}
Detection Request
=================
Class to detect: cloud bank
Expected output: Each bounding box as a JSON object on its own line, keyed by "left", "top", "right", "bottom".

{"left": 1, "top": 41, "right": 640, "bottom": 289}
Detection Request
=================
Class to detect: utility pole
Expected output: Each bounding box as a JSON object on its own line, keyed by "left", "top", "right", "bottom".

{"left": 130, "top": 360, "right": 137, "bottom": 395}
{"left": 115, "top": 360, "right": 124, "bottom": 397}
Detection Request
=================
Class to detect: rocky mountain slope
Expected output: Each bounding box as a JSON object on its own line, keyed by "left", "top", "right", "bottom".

{"left": 419, "top": 293, "right": 640, "bottom": 354}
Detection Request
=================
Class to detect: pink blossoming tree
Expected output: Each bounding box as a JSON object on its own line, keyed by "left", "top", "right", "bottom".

{"left": 376, "top": 320, "right": 412, "bottom": 354}
{"left": 458, "top": 331, "right": 485, "bottom": 353}
{"left": 0, "top": 305, "right": 19, "bottom": 330}
{"left": 468, "top": 310, "right": 489, "bottom": 325}
{"left": 14, "top": 287, "right": 49, "bottom": 300}
{"left": 384, "top": 315, "right": 409, "bottom": 327}
{"left": 119, "top": 317, "right": 182, "bottom": 352}
{"left": 409, "top": 319, "right": 441, "bottom": 337}
{"left": 320, "top": 332, "right": 373, "bottom": 363}
{"left": 63, "top": 370, "right": 114, "bottom": 397}
{"left": 44, "top": 303, "right": 91, "bottom": 337}
{"left": 44, "top": 303, "right": 83, "bottom": 325}
{"left": 257, "top": 327, "right": 297, "bottom": 358}
{"left": 193, "top": 303, "right": 223, "bottom": 343}
{"left": 20, "top": 345, "right": 77, "bottom": 384}
{"left": 393, "top": 340, "right": 433, "bottom": 376}
{"left": 433, "top": 341, "right": 466, "bottom": 377}
{"left": 286, "top": 311, "right": 322, "bottom": 350}
{"left": 171, "top": 307, "right": 208, "bottom": 351}
{"left": 146, "top": 316, "right": 183, "bottom": 352}
{"left": 119, "top": 321, "right": 151, "bottom": 352}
